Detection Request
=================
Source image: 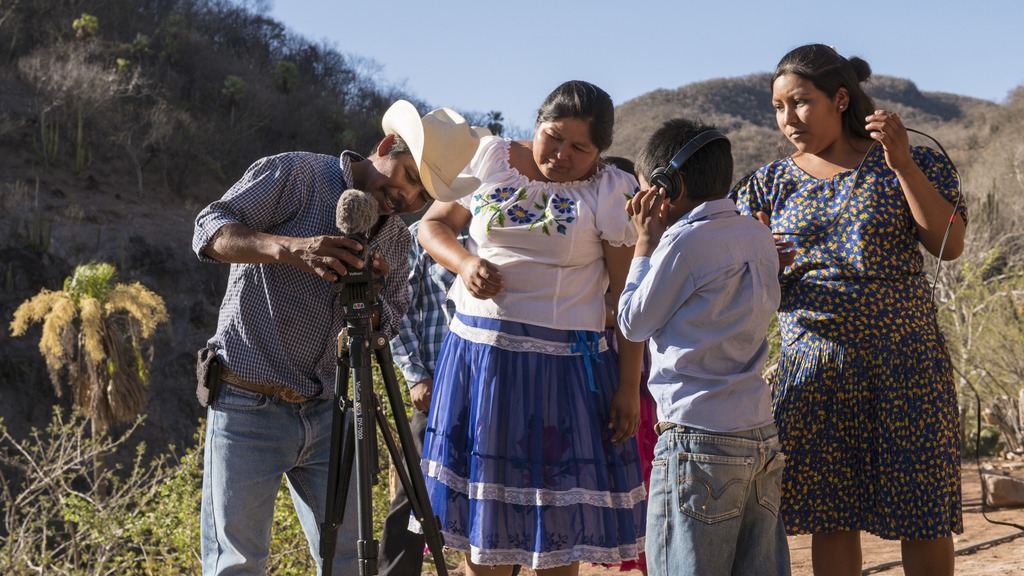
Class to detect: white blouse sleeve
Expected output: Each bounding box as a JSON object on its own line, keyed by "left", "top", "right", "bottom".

{"left": 595, "top": 166, "right": 640, "bottom": 247}
{"left": 456, "top": 136, "right": 512, "bottom": 211}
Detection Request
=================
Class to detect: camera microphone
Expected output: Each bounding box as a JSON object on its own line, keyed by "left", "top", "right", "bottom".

{"left": 335, "top": 188, "right": 379, "bottom": 237}
{"left": 332, "top": 189, "right": 379, "bottom": 315}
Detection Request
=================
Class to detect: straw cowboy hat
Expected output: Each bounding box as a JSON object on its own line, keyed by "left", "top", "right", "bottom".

{"left": 382, "top": 100, "right": 489, "bottom": 202}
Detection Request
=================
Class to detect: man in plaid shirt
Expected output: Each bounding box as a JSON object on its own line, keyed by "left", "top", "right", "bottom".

{"left": 192, "top": 101, "right": 484, "bottom": 575}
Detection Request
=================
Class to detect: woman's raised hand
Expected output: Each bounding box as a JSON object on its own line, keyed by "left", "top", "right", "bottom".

{"left": 866, "top": 109, "right": 912, "bottom": 172}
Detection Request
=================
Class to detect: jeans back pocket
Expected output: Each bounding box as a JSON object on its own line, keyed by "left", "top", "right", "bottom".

{"left": 677, "top": 452, "right": 754, "bottom": 524}
{"left": 755, "top": 450, "right": 786, "bottom": 516}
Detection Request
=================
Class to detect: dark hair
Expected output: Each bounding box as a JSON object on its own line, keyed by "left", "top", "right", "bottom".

{"left": 536, "top": 80, "right": 615, "bottom": 152}
{"left": 601, "top": 155, "right": 636, "bottom": 177}
{"left": 635, "top": 118, "right": 733, "bottom": 202}
{"left": 772, "top": 44, "right": 875, "bottom": 140}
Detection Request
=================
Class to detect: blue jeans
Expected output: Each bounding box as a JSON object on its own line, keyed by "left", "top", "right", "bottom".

{"left": 201, "top": 383, "right": 359, "bottom": 575}
{"left": 646, "top": 423, "right": 790, "bottom": 576}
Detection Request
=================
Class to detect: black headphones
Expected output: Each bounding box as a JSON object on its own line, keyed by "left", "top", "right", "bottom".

{"left": 648, "top": 129, "right": 729, "bottom": 201}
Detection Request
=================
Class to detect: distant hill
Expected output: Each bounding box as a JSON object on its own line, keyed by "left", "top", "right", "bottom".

{"left": 607, "top": 73, "right": 1002, "bottom": 180}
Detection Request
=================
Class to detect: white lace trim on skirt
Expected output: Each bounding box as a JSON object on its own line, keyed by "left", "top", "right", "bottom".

{"left": 425, "top": 460, "right": 647, "bottom": 508}
{"left": 442, "top": 531, "right": 646, "bottom": 569}
{"left": 449, "top": 316, "right": 609, "bottom": 355}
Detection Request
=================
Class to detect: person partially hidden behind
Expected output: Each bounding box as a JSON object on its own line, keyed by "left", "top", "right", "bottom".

{"left": 192, "top": 100, "right": 484, "bottom": 575}
{"left": 617, "top": 118, "right": 789, "bottom": 576}
{"left": 600, "top": 154, "right": 655, "bottom": 576}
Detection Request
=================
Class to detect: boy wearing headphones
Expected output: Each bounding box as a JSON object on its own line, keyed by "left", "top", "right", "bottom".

{"left": 617, "top": 118, "right": 790, "bottom": 575}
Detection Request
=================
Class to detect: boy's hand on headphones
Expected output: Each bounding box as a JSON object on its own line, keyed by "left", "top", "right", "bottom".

{"left": 627, "top": 187, "right": 669, "bottom": 258}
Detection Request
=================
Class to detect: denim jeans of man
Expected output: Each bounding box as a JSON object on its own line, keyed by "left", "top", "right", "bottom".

{"left": 201, "top": 383, "right": 359, "bottom": 575}
{"left": 646, "top": 423, "right": 790, "bottom": 576}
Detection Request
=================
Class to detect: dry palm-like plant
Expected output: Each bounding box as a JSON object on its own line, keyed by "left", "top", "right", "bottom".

{"left": 9, "top": 262, "right": 168, "bottom": 481}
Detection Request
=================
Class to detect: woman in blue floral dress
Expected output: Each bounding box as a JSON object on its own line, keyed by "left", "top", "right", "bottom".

{"left": 732, "top": 45, "right": 967, "bottom": 575}
{"left": 418, "top": 81, "right": 646, "bottom": 575}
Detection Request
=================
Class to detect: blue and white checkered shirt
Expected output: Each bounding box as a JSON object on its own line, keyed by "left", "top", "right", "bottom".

{"left": 389, "top": 221, "right": 466, "bottom": 388}
{"left": 193, "top": 151, "right": 411, "bottom": 399}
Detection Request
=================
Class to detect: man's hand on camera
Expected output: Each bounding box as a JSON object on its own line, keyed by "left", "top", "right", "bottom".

{"left": 370, "top": 252, "right": 390, "bottom": 292}
{"left": 371, "top": 252, "right": 390, "bottom": 280}
{"left": 295, "top": 235, "right": 367, "bottom": 282}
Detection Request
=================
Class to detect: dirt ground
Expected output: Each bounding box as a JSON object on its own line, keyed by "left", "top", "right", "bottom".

{"left": 423, "top": 457, "right": 1024, "bottom": 576}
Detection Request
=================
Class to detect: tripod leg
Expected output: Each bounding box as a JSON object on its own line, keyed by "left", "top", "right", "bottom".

{"left": 351, "top": 337, "right": 379, "bottom": 576}
{"left": 379, "top": 410, "right": 427, "bottom": 575}
{"left": 374, "top": 346, "right": 449, "bottom": 576}
{"left": 320, "top": 342, "right": 355, "bottom": 576}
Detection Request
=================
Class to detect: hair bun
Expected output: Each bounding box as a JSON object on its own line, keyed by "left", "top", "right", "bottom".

{"left": 848, "top": 56, "right": 873, "bottom": 83}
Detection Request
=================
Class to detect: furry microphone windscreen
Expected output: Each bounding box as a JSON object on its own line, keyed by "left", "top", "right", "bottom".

{"left": 335, "top": 189, "right": 379, "bottom": 236}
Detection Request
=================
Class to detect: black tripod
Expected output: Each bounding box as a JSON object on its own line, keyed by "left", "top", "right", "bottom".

{"left": 319, "top": 280, "right": 448, "bottom": 576}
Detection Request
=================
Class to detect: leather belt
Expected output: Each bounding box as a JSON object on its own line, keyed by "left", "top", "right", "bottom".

{"left": 220, "top": 365, "right": 311, "bottom": 404}
{"left": 655, "top": 421, "right": 682, "bottom": 436}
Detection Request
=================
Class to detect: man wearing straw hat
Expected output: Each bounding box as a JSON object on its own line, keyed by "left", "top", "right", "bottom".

{"left": 192, "top": 100, "right": 484, "bottom": 575}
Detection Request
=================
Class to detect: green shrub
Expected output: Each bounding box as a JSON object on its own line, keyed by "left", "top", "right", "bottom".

{"left": 964, "top": 426, "right": 1005, "bottom": 458}
{"left": 0, "top": 365, "right": 410, "bottom": 574}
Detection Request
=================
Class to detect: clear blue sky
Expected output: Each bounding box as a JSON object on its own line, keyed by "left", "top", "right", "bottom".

{"left": 267, "top": 0, "right": 1023, "bottom": 132}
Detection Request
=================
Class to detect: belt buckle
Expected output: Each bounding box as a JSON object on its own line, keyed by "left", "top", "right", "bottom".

{"left": 278, "top": 387, "right": 308, "bottom": 404}
{"left": 222, "top": 368, "right": 308, "bottom": 404}
{"left": 655, "top": 421, "right": 681, "bottom": 436}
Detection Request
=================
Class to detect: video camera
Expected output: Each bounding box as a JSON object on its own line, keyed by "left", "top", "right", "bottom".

{"left": 332, "top": 233, "right": 376, "bottom": 320}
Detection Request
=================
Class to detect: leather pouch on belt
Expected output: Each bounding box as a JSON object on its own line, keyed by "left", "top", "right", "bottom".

{"left": 195, "top": 346, "right": 222, "bottom": 408}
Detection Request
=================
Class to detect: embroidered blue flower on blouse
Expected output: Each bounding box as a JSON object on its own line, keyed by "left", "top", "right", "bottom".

{"left": 524, "top": 191, "right": 577, "bottom": 236}
{"left": 490, "top": 187, "right": 517, "bottom": 202}
{"left": 551, "top": 195, "right": 575, "bottom": 214}
{"left": 506, "top": 205, "right": 535, "bottom": 224}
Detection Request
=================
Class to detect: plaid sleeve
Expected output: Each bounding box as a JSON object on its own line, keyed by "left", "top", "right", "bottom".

{"left": 389, "top": 224, "right": 432, "bottom": 386}
{"left": 373, "top": 217, "right": 412, "bottom": 341}
{"left": 192, "top": 154, "right": 305, "bottom": 262}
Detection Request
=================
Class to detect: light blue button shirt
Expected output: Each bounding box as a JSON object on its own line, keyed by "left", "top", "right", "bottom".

{"left": 617, "top": 198, "right": 781, "bottom": 432}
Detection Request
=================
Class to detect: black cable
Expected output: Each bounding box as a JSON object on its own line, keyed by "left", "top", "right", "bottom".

{"left": 904, "top": 127, "right": 964, "bottom": 302}
{"left": 954, "top": 363, "right": 1024, "bottom": 532}
{"left": 911, "top": 134, "right": 1024, "bottom": 535}
{"left": 922, "top": 137, "right": 1024, "bottom": 548}
{"left": 770, "top": 140, "right": 876, "bottom": 239}
{"left": 861, "top": 366, "right": 1024, "bottom": 575}
{"left": 918, "top": 131, "right": 1024, "bottom": 537}
{"left": 768, "top": 127, "right": 962, "bottom": 302}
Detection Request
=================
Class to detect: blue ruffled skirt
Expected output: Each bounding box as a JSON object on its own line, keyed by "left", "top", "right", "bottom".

{"left": 422, "top": 314, "right": 646, "bottom": 569}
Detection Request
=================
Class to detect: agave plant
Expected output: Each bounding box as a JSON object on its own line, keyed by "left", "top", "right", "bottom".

{"left": 10, "top": 262, "right": 168, "bottom": 491}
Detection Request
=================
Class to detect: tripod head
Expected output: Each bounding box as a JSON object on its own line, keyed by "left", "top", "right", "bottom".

{"left": 332, "top": 232, "right": 378, "bottom": 323}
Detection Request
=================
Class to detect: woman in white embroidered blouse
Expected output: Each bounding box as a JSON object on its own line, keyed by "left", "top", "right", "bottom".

{"left": 418, "top": 80, "right": 647, "bottom": 576}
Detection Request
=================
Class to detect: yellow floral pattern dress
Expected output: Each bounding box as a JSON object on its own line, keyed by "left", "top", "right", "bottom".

{"left": 731, "top": 144, "right": 966, "bottom": 540}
